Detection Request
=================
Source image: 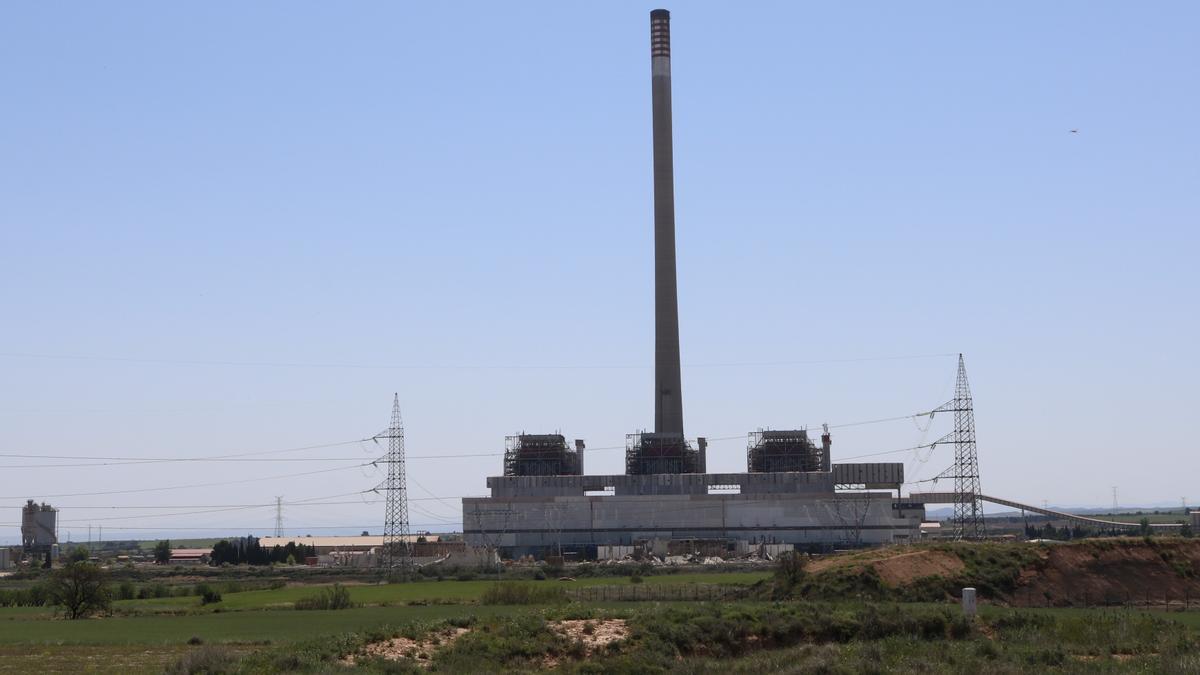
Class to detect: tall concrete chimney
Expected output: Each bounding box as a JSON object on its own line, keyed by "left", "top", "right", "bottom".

{"left": 650, "top": 9, "right": 684, "bottom": 435}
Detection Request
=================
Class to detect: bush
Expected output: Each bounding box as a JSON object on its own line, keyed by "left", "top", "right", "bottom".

{"left": 630, "top": 574, "right": 644, "bottom": 584}
{"left": 0, "top": 585, "right": 50, "bottom": 608}
{"left": 165, "top": 646, "right": 240, "bottom": 675}
{"left": 774, "top": 551, "right": 809, "bottom": 594}
{"left": 294, "top": 583, "right": 355, "bottom": 610}
{"left": 195, "top": 584, "right": 222, "bottom": 605}
{"left": 117, "top": 582, "right": 136, "bottom": 601}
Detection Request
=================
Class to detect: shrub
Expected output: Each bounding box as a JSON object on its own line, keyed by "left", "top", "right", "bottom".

{"left": 294, "top": 583, "right": 355, "bottom": 610}
{"left": 775, "top": 551, "right": 809, "bottom": 591}
{"left": 165, "top": 646, "right": 240, "bottom": 675}
{"left": 195, "top": 584, "right": 222, "bottom": 605}
{"left": 630, "top": 574, "right": 644, "bottom": 584}
{"left": 117, "top": 582, "right": 136, "bottom": 601}
{"left": 0, "top": 585, "right": 50, "bottom": 608}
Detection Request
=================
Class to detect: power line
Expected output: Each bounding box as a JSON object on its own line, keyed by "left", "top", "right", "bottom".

{"left": 0, "top": 350, "right": 956, "bottom": 371}
{"left": 0, "top": 410, "right": 935, "bottom": 470}
{"left": 0, "top": 438, "right": 369, "bottom": 467}
{"left": 0, "top": 462, "right": 378, "bottom": 501}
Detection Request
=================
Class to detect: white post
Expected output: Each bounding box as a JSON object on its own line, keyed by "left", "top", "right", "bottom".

{"left": 962, "top": 587, "right": 977, "bottom": 618}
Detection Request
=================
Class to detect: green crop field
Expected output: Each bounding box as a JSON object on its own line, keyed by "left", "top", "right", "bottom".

{"left": 0, "top": 604, "right": 518, "bottom": 645}
{"left": 0, "top": 571, "right": 771, "bottom": 646}
{"left": 87, "top": 571, "right": 770, "bottom": 614}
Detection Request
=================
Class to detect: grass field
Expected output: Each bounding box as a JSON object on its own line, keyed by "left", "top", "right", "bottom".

{"left": 79, "top": 571, "right": 769, "bottom": 614}
{"left": 5, "top": 544, "right": 1200, "bottom": 673}
{"left": 0, "top": 572, "right": 770, "bottom": 646}
{"left": 0, "top": 604, "right": 513, "bottom": 645}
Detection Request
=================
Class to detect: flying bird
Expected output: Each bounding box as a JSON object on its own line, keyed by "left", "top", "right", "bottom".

{"left": 1070, "top": 129, "right": 1079, "bottom": 134}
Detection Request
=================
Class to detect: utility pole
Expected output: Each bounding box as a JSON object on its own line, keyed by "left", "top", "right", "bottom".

{"left": 274, "top": 496, "right": 284, "bottom": 538}
{"left": 379, "top": 394, "right": 412, "bottom": 571}
{"left": 1112, "top": 486, "right": 1119, "bottom": 512}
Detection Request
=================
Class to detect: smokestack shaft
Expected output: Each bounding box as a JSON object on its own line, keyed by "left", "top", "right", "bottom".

{"left": 650, "top": 9, "right": 684, "bottom": 435}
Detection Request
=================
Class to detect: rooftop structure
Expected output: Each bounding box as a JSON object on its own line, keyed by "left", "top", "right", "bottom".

{"left": 625, "top": 432, "right": 702, "bottom": 475}
{"left": 504, "top": 434, "right": 583, "bottom": 477}
{"left": 747, "top": 427, "right": 832, "bottom": 474}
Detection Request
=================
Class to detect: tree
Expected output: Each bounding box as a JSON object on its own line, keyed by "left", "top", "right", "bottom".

{"left": 47, "top": 562, "right": 111, "bottom": 619}
{"left": 153, "top": 540, "right": 172, "bottom": 565}
{"left": 1180, "top": 520, "right": 1192, "bottom": 538}
{"left": 68, "top": 546, "right": 90, "bottom": 563}
{"left": 774, "top": 551, "right": 808, "bottom": 597}
{"left": 1139, "top": 517, "right": 1152, "bottom": 537}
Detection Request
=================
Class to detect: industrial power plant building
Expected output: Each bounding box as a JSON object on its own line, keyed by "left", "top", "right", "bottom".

{"left": 462, "top": 11, "right": 926, "bottom": 558}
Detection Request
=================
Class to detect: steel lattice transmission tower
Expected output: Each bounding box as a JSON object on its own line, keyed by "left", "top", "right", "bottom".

{"left": 932, "top": 354, "right": 986, "bottom": 539}
{"left": 273, "top": 496, "right": 284, "bottom": 538}
{"left": 380, "top": 394, "right": 412, "bottom": 569}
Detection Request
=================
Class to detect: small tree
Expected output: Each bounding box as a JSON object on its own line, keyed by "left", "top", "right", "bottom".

{"left": 47, "top": 561, "right": 111, "bottom": 619}
{"left": 68, "top": 546, "right": 90, "bottom": 563}
{"left": 1139, "top": 517, "right": 1152, "bottom": 537}
{"left": 774, "top": 550, "right": 808, "bottom": 596}
{"left": 1180, "top": 520, "right": 1192, "bottom": 538}
{"left": 154, "top": 540, "right": 172, "bottom": 565}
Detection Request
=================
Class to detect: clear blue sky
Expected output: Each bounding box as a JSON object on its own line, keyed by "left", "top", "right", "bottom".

{"left": 1, "top": 2, "right": 1197, "bottom": 542}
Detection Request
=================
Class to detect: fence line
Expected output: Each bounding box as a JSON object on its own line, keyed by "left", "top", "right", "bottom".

{"left": 1012, "top": 587, "right": 1193, "bottom": 612}
{"left": 566, "top": 583, "right": 753, "bottom": 603}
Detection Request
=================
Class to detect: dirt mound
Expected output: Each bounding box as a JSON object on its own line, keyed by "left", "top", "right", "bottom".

{"left": 551, "top": 619, "right": 628, "bottom": 655}
{"left": 810, "top": 547, "right": 964, "bottom": 586}
{"left": 805, "top": 539, "right": 1200, "bottom": 607}
{"left": 1014, "top": 539, "right": 1200, "bottom": 606}
{"left": 346, "top": 627, "right": 469, "bottom": 667}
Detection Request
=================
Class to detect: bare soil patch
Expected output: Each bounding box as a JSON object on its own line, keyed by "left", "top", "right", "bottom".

{"left": 345, "top": 627, "right": 469, "bottom": 667}
{"left": 1014, "top": 539, "right": 1200, "bottom": 606}
{"left": 551, "top": 618, "right": 628, "bottom": 655}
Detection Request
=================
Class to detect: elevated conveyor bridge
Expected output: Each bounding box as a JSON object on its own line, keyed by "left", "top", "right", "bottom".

{"left": 908, "top": 493, "right": 1182, "bottom": 532}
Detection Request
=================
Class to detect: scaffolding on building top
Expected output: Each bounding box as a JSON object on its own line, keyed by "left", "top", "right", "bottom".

{"left": 503, "top": 434, "right": 583, "bottom": 477}
{"left": 625, "top": 432, "right": 701, "bottom": 475}
{"left": 746, "top": 426, "right": 831, "bottom": 473}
